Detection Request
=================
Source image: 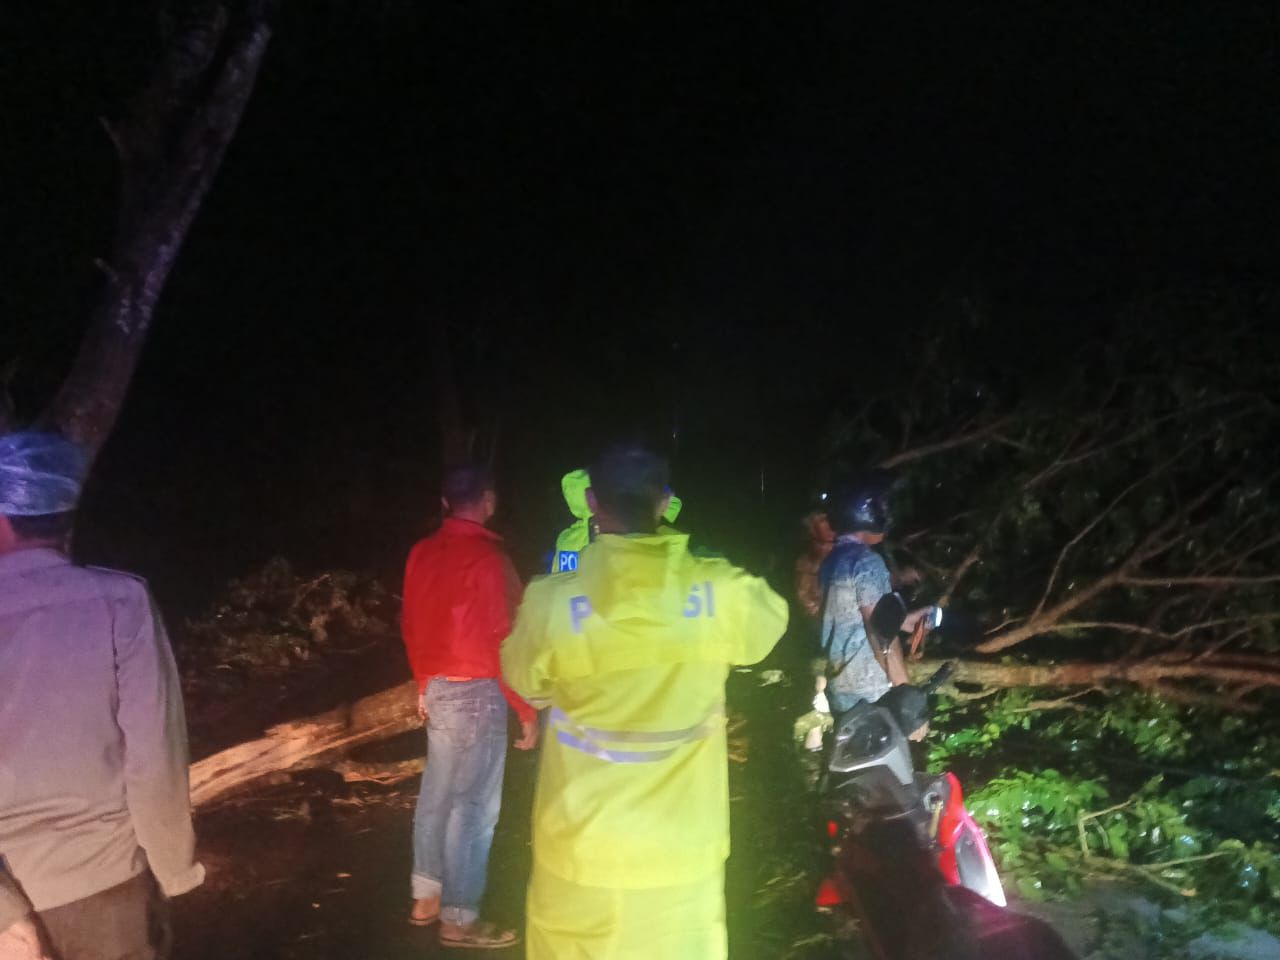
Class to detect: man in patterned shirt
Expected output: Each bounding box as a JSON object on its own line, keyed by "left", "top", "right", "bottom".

{"left": 818, "top": 475, "right": 936, "bottom": 714}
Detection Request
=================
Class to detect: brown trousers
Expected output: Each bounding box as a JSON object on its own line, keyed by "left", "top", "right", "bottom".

{"left": 37, "top": 874, "right": 170, "bottom": 960}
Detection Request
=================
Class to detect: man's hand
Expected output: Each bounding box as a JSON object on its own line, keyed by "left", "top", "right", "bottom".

{"left": 812, "top": 675, "right": 830, "bottom": 714}
{"left": 417, "top": 691, "right": 428, "bottom": 724}
{"left": 514, "top": 718, "right": 539, "bottom": 751}
{"left": 900, "top": 606, "right": 940, "bottom": 661}
{"left": 0, "top": 916, "right": 48, "bottom": 960}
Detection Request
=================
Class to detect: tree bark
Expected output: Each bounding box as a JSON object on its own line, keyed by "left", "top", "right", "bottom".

{"left": 189, "top": 679, "right": 419, "bottom": 807}
{"left": 912, "top": 654, "right": 1280, "bottom": 708}
{"left": 41, "top": 1, "right": 277, "bottom": 454}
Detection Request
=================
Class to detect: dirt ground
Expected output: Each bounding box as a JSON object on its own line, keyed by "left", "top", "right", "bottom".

{"left": 174, "top": 740, "right": 540, "bottom": 960}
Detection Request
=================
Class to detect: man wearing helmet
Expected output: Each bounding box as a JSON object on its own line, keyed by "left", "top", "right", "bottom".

{"left": 818, "top": 472, "right": 935, "bottom": 714}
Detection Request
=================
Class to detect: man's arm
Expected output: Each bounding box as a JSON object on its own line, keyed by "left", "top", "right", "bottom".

{"left": 0, "top": 870, "right": 35, "bottom": 957}
{"left": 500, "top": 585, "right": 554, "bottom": 707}
{"left": 727, "top": 567, "right": 790, "bottom": 666}
{"left": 0, "top": 920, "right": 45, "bottom": 960}
{"left": 476, "top": 551, "right": 538, "bottom": 745}
{"left": 860, "top": 604, "right": 910, "bottom": 685}
{"left": 497, "top": 552, "right": 533, "bottom": 723}
{"left": 853, "top": 552, "right": 910, "bottom": 685}
{"left": 401, "top": 545, "right": 433, "bottom": 697}
{"left": 485, "top": 553, "right": 538, "bottom": 726}
{"left": 0, "top": 870, "right": 44, "bottom": 960}
{"left": 114, "top": 585, "right": 204, "bottom": 898}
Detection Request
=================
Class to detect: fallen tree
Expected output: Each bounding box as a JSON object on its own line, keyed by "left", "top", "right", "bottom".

{"left": 912, "top": 654, "right": 1280, "bottom": 714}
{"left": 831, "top": 295, "right": 1280, "bottom": 711}
{"left": 189, "top": 679, "right": 419, "bottom": 807}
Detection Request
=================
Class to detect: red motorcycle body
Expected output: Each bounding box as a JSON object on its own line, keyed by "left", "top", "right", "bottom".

{"left": 815, "top": 699, "right": 1073, "bottom": 958}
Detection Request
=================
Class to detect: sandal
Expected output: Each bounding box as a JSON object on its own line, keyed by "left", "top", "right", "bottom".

{"left": 408, "top": 897, "right": 440, "bottom": 927}
{"left": 440, "top": 920, "right": 519, "bottom": 949}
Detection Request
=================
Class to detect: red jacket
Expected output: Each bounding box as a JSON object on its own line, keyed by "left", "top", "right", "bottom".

{"left": 401, "top": 517, "right": 535, "bottom": 724}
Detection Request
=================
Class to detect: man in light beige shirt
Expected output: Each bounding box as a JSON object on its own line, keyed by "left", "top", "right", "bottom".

{"left": 0, "top": 432, "right": 202, "bottom": 960}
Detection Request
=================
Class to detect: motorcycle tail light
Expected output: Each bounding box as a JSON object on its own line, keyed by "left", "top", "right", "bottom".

{"left": 815, "top": 874, "right": 843, "bottom": 908}
{"left": 955, "top": 823, "right": 1007, "bottom": 908}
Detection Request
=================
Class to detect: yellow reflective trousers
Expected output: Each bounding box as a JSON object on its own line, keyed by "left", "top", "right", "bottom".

{"left": 526, "top": 863, "right": 726, "bottom": 960}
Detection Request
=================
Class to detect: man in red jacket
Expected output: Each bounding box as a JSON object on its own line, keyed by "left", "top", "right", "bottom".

{"left": 401, "top": 465, "right": 536, "bottom": 950}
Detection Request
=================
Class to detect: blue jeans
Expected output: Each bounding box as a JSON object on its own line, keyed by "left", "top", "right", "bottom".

{"left": 412, "top": 678, "right": 508, "bottom": 924}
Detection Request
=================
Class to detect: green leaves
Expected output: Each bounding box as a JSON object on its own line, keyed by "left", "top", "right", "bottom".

{"left": 1106, "top": 823, "right": 1131, "bottom": 860}
{"left": 931, "top": 687, "right": 1280, "bottom": 936}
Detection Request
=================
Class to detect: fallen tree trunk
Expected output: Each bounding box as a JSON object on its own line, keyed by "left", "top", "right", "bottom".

{"left": 912, "top": 653, "right": 1280, "bottom": 712}
{"left": 191, "top": 648, "right": 1280, "bottom": 807}
{"left": 189, "top": 679, "right": 419, "bottom": 807}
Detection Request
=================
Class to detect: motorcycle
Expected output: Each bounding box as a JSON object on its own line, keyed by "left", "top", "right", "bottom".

{"left": 815, "top": 594, "right": 1076, "bottom": 960}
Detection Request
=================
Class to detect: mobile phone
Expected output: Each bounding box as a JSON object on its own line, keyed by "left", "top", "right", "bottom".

{"left": 931, "top": 606, "right": 944, "bottom": 629}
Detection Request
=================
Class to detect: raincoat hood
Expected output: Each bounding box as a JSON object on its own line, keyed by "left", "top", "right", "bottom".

{"left": 560, "top": 469, "right": 593, "bottom": 521}
{"left": 574, "top": 532, "right": 694, "bottom": 634}
{"left": 560, "top": 468, "right": 683, "bottom": 524}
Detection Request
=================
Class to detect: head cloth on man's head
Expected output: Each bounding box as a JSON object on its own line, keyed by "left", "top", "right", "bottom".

{"left": 0, "top": 431, "right": 88, "bottom": 516}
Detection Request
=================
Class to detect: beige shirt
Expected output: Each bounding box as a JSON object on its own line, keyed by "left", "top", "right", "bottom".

{"left": 0, "top": 548, "right": 203, "bottom": 911}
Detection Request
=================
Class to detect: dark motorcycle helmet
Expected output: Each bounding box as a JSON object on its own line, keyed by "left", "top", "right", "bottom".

{"left": 825, "top": 469, "right": 896, "bottom": 536}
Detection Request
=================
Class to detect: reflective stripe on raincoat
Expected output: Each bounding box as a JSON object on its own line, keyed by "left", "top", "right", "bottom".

{"left": 503, "top": 531, "right": 787, "bottom": 889}
{"left": 550, "top": 469, "right": 683, "bottom": 572}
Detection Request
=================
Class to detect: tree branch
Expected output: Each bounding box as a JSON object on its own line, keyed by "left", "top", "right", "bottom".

{"left": 1030, "top": 449, "right": 1183, "bottom": 619}
{"left": 975, "top": 568, "right": 1126, "bottom": 653}
{"left": 1121, "top": 574, "right": 1280, "bottom": 589}
{"left": 877, "top": 416, "right": 1014, "bottom": 469}
{"left": 916, "top": 656, "right": 1280, "bottom": 706}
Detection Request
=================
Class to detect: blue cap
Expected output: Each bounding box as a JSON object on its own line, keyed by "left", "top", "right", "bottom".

{"left": 0, "top": 432, "right": 88, "bottom": 516}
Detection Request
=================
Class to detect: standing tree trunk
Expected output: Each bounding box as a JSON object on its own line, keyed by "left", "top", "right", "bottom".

{"left": 40, "top": 0, "right": 279, "bottom": 455}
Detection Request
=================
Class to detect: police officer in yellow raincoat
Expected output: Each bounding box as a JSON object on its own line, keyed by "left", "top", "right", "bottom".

{"left": 551, "top": 468, "right": 684, "bottom": 572}
{"left": 503, "top": 447, "right": 788, "bottom": 959}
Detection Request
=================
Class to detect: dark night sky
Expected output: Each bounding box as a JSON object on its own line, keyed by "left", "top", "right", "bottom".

{"left": 3, "top": 2, "right": 1277, "bottom": 611}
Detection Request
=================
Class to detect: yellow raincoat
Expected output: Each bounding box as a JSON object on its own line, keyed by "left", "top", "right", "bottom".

{"left": 503, "top": 531, "right": 788, "bottom": 959}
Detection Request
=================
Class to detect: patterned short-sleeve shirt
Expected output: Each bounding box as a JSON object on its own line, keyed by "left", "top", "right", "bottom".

{"left": 819, "top": 537, "right": 893, "bottom": 706}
